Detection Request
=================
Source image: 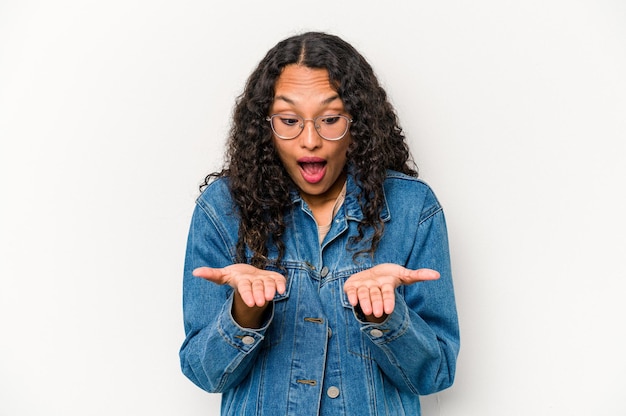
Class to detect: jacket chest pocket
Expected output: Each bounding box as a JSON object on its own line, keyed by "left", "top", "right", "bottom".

{"left": 340, "top": 279, "right": 373, "bottom": 360}
{"left": 261, "top": 267, "right": 294, "bottom": 348}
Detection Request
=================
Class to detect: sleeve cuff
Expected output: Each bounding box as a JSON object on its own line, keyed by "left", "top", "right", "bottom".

{"left": 216, "top": 293, "right": 274, "bottom": 352}
{"left": 355, "top": 295, "right": 410, "bottom": 344}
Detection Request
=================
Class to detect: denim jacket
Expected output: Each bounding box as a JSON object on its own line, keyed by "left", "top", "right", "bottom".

{"left": 180, "top": 170, "right": 460, "bottom": 416}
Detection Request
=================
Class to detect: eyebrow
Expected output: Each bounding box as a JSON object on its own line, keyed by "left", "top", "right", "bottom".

{"left": 274, "top": 94, "right": 341, "bottom": 106}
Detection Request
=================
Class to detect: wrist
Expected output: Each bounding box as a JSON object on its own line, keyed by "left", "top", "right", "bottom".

{"left": 231, "top": 291, "right": 271, "bottom": 329}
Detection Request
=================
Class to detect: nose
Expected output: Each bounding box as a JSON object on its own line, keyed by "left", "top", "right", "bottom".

{"left": 299, "top": 119, "right": 323, "bottom": 150}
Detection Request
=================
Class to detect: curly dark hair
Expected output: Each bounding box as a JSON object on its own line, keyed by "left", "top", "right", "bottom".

{"left": 201, "top": 31, "right": 418, "bottom": 268}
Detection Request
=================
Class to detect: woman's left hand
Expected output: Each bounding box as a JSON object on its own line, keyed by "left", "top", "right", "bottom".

{"left": 343, "top": 264, "right": 440, "bottom": 319}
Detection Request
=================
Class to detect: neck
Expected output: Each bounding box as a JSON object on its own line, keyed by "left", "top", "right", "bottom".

{"left": 302, "top": 173, "right": 347, "bottom": 226}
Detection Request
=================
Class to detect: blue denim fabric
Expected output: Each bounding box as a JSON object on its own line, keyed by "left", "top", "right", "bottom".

{"left": 180, "top": 170, "right": 460, "bottom": 416}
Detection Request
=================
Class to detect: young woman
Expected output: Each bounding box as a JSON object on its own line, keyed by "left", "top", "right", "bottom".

{"left": 180, "top": 31, "right": 460, "bottom": 416}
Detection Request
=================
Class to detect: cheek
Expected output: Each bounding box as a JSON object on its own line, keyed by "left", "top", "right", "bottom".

{"left": 272, "top": 141, "right": 293, "bottom": 165}
{"left": 271, "top": 138, "right": 284, "bottom": 156}
{"left": 342, "top": 136, "right": 353, "bottom": 155}
{"left": 338, "top": 142, "right": 351, "bottom": 162}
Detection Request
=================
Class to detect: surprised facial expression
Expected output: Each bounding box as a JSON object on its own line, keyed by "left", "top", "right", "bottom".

{"left": 270, "top": 65, "right": 352, "bottom": 207}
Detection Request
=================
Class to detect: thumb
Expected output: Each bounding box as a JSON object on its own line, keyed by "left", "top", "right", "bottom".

{"left": 402, "top": 268, "right": 440, "bottom": 284}
{"left": 192, "top": 267, "right": 227, "bottom": 284}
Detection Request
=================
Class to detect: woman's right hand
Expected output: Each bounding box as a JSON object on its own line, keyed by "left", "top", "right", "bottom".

{"left": 193, "top": 264, "right": 286, "bottom": 308}
{"left": 193, "top": 264, "right": 286, "bottom": 328}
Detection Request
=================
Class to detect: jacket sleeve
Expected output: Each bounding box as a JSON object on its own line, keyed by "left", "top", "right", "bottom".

{"left": 356, "top": 190, "right": 460, "bottom": 395}
{"left": 179, "top": 200, "right": 272, "bottom": 393}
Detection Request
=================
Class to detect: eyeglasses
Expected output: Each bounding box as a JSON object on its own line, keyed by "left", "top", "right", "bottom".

{"left": 266, "top": 114, "right": 353, "bottom": 141}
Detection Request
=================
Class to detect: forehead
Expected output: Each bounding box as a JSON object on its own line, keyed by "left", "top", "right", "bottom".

{"left": 273, "top": 65, "right": 336, "bottom": 99}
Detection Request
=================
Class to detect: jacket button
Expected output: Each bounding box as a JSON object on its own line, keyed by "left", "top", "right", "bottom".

{"left": 320, "top": 266, "right": 329, "bottom": 277}
{"left": 369, "top": 329, "right": 383, "bottom": 338}
{"left": 327, "top": 386, "right": 340, "bottom": 398}
{"left": 241, "top": 336, "right": 255, "bottom": 345}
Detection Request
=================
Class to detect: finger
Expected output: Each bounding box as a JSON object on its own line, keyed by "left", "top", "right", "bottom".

{"left": 381, "top": 283, "right": 396, "bottom": 315}
{"left": 236, "top": 279, "right": 256, "bottom": 307}
{"left": 274, "top": 275, "right": 287, "bottom": 295}
{"left": 357, "top": 286, "right": 373, "bottom": 316}
{"left": 192, "top": 267, "right": 226, "bottom": 284}
{"left": 264, "top": 278, "right": 277, "bottom": 301}
{"left": 344, "top": 285, "right": 359, "bottom": 306}
{"left": 251, "top": 279, "right": 267, "bottom": 307}
{"left": 368, "top": 286, "right": 385, "bottom": 318}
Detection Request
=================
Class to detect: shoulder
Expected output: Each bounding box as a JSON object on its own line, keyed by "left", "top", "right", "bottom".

{"left": 383, "top": 170, "right": 443, "bottom": 220}
{"left": 383, "top": 170, "right": 439, "bottom": 203}
{"left": 195, "top": 177, "right": 237, "bottom": 218}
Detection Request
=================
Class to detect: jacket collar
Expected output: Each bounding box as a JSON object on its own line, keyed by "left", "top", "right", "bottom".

{"left": 289, "top": 170, "right": 391, "bottom": 223}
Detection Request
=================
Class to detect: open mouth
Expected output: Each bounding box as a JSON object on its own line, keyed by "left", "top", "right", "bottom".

{"left": 298, "top": 161, "right": 326, "bottom": 175}
{"left": 297, "top": 158, "right": 327, "bottom": 184}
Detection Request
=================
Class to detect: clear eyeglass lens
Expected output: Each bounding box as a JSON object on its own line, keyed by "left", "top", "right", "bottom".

{"left": 270, "top": 114, "right": 349, "bottom": 140}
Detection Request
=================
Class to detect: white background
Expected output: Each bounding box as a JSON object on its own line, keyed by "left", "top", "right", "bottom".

{"left": 1, "top": 1, "right": 625, "bottom": 415}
